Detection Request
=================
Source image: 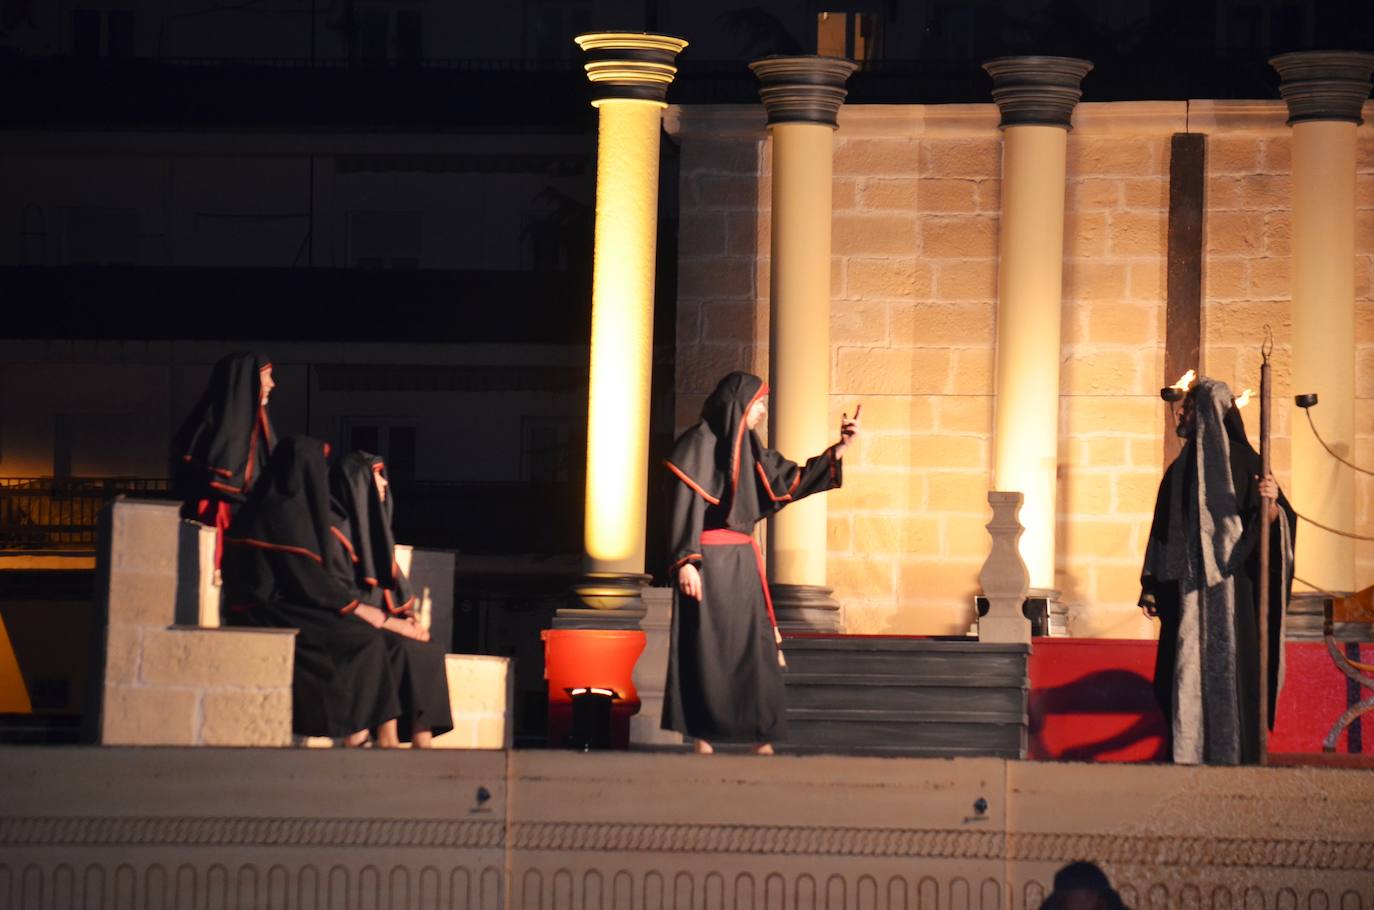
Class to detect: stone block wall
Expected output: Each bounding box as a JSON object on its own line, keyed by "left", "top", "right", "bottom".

{"left": 432, "top": 654, "right": 513, "bottom": 750}
{"left": 670, "top": 100, "right": 1374, "bottom": 637}
{"left": 97, "top": 499, "right": 295, "bottom": 746}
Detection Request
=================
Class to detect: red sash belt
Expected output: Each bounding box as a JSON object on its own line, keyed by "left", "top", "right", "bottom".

{"left": 698, "top": 529, "right": 778, "bottom": 632}
{"left": 701, "top": 528, "right": 752, "bottom": 545}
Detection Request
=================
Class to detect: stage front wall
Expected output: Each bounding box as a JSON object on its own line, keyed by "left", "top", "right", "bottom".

{"left": 1, "top": 748, "right": 1371, "bottom": 907}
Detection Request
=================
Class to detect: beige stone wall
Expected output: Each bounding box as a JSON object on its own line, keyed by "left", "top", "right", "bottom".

{"left": 3, "top": 747, "right": 1372, "bottom": 906}
{"left": 98, "top": 500, "right": 295, "bottom": 747}
{"left": 670, "top": 100, "right": 1374, "bottom": 637}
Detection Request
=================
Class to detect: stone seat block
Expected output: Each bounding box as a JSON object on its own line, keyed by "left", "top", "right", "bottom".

{"left": 432, "top": 654, "right": 513, "bottom": 750}
{"left": 141, "top": 625, "right": 295, "bottom": 689}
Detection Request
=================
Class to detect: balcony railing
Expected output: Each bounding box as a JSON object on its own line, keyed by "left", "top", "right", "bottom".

{"left": 0, "top": 478, "right": 174, "bottom": 551}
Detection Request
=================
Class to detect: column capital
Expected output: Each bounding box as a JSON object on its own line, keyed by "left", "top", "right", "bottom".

{"left": 982, "top": 56, "right": 1093, "bottom": 130}
{"left": 574, "top": 32, "right": 688, "bottom": 106}
{"left": 749, "top": 55, "right": 859, "bottom": 128}
{"left": 1270, "top": 51, "right": 1374, "bottom": 126}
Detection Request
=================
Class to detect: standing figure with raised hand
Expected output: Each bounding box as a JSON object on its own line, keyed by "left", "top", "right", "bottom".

{"left": 1139, "top": 377, "right": 1296, "bottom": 765}
{"left": 662, "top": 371, "right": 858, "bottom": 755}
{"left": 330, "top": 452, "right": 452, "bottom": 748}
{"left": 171, "top": 352, "right": 277, "bottom": 568}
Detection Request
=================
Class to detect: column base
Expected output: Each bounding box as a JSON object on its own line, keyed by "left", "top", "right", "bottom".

{"left": 556, "top": 573, "right": 651, "bottom": 630}
{"left": 630, "top": 586, "right": 684, "bottom": 747}
{"left": 976, "top": 589, "right": 1062, "bottom": 637}
{"left": 769, "top": 583, "right": 842, "bottom": 633}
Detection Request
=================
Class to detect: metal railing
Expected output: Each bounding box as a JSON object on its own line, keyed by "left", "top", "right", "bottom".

{"left": 0, "top": 477, "right": 172, "bottom": 551}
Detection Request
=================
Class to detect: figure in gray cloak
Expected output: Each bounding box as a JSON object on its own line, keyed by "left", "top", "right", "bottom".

{"left": 1139, "top": 378, "right": 1296, "bottom": 765}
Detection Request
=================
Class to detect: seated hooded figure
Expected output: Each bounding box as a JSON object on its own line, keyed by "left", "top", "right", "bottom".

{"left": 221, "top": 437, "right": 399, "bottom": 747}
{"left": 171, "top": 352, "right": 277, "bottom": 566}
{"left": 1139, "top": 377, "right": 1295, "bottom": 766}
{"left": 330, "top": 451, "right": 452, "bottom": 748}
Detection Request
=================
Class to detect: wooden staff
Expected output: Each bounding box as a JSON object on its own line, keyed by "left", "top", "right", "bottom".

{"left": 1257, "top": 329, "right": 1273, "bottom": 765}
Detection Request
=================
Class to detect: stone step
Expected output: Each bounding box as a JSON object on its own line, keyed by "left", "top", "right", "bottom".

{"left": 784, "top": 671, "right": 1028, "bottom": 689}
{"left": 786, "top": 681, "right": 1025, "bottom": 714}
{"left": 789, "top": 706, "right": 1027, "bottom": 725}
{"left": 784, "top": 649, "right": 1027, "bottom": 681}
{"left": 785, "top": 714, "right": 1025, "bottom": 755}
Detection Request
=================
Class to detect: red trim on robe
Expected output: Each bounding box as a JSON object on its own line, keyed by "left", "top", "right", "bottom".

{"left": 330, "top": 526, "right": 360, "bottom": 564}
{"left": 664, "top": 460, "right": 722, "bottom": 505}
{"left": 224, "top": 536, "right": 324, "bottom": 564}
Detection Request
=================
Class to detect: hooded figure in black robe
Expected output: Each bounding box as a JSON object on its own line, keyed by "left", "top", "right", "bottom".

{"left": 330, "top": 451, "right": 452, "bottom": 744}
{"left": 222, "top": 436, "right": 400, "bottom": 742}
{"left": 661, "top": 371, "right": 854, "bottom": 749}
{"left": 1140, "top": 378, "right": 1295, "bottom": 765}
{"left": 172, "top": 351, "right": 276, "bottom": 512}
{"left": 172, "top": 352, "right": 277, "bottom": 567}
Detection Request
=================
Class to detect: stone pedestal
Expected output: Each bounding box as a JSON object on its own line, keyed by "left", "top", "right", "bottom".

{"left": 983, "top": 56, "right": 1092, "bottom": 597}
{"left": 1270, "top": 50, "right": 1374, "bottom": 598}
{"left": 977, "top": 492, "right": 1032, "bottom": 645}
{"left": 750, "top": 55, "right": 856, "bottom": 632}
{"left": 630, "top": 586, "right": 683, "bottom": 746}
{"left": 558, "top": 573, "right": 651, "bottom": 630}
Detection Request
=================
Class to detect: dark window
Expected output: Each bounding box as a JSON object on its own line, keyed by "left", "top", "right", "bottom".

{"left": 395, "top": 10, "right": 422, "bottom": 66}
{"left": 350, "top": 425, "right": 380, "bottom": 454}
{"left": 357, "top": 9, "right": 389, "bottom": 64}
{"left": 106, "top": 10, "right": 133, "bottom": 58}
{"left": 343, "top": 422, "right": 418, "bottom": 485}
{"left": 71, "top": 9, "right": 100, "bottom": 58}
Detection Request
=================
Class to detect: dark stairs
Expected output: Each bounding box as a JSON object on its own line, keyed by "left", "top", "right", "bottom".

{"left": 782, "top": 637, "right": 1030, "bottom": 758}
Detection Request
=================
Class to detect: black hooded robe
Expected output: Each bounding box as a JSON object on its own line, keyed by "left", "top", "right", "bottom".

{"left": 1140, "top": 381, "right": 1296, "bottom": 765}
{"left": 661, "top": 372, "right": 843, "bottom": 744}
{"left": 171, "top": 352, "right": 276, "bottom": 566}
{"left": 330, "top": 452, "right": 452, "bottom": 741}
{"left": 222, "top": 437, "right": 401, "bottom": 739}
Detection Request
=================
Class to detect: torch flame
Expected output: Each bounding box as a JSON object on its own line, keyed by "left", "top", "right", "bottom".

{"left": 1235, "top": 388, "right": 1253, "bottom": 409}
{"left": 1170, "top": 369, "right": 1196, "bottom": 392}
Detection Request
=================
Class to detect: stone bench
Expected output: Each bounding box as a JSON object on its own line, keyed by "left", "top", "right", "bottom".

{"left": 96, "top": 499, "right": 512, "bottom": 749}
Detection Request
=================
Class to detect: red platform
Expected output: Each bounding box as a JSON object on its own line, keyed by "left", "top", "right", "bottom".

{"left": 1028, "top": 638, "right": 1374, "bottom": 762}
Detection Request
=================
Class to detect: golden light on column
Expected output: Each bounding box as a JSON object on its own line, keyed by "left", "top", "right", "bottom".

{"left": 750, "top": 55, "right": 856, "bottom": 632}
{"left": 569, "top": 32, "right": 687, "bottom": 623}
{"left": 1271, "top": 51, "right": 1374, "bottom": 597}
{"left": 983, "top": 56, "right": 1092, "bottom": 597}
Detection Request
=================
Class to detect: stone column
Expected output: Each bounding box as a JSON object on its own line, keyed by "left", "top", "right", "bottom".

{"left": 749, "top": 56, "right": 857, "bottom": 633}
{"left": 1270, "top": 51, "right": 1374, "bottom": 598}
{"left": 564, "top": 32, "right": 688, "bottom": 629}
{"left": 982, "top": 56, "right": 1093, "bottom": 606}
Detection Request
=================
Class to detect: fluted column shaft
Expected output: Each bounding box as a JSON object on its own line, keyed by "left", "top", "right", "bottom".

{"left": 751, "top": 56, "right": 856, "bottom": 632}
{"left": 984, "top": 56, "right": 1092, "bottom": 596}
{"left": 1272, "top": 51, "right": 1374, "bottom": 596}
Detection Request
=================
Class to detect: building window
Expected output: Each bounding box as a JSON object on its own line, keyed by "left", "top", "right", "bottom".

{"left": 816, "top": 11, "right": 880, "bottom": 65}
{"left": 342, "top": 420, "right": 418, "bottom": 486}
{"left": 520, "top": 417, "right": 583, "bottom": 482}
{"left": 71, "top": 9, "right": 134, "bottom": 58}
{"left": 531, "top": 0, "right": 591, "bottom": 60}
{"left": 20, "top": 204, "right": 47, "bottom": 266}
{"left": 346, "top": 211, "right": 422, "bottom": 269}
{"left": 352, "top": 5, "right": 423, "bottom": 66}
{"left": 59, "top": 207, "right": 138, "bottom": 266}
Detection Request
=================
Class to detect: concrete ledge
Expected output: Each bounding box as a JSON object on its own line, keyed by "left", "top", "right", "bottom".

{"left": 0, "top": 748, "right": 1369, "bottom": 907}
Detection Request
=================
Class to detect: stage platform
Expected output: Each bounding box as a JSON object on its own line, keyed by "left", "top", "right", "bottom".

{"left": 1, "top": 747, "right": 1370, "bottom": 908}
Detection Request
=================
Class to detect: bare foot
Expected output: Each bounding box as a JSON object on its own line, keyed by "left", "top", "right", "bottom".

{"left": 376, "top": 719, "right": 401, "bottom": 749}
{"left": 412, "top": 728, "right": 434, "bottom": 750}
{"left": 751, "top": 743, "right": 774, "bottom": 756}
{"left": 693, "top": 738, "right": 714, "bottom": 755}
{"left": 343, "top": 729, "right": 370, "bottom": 748}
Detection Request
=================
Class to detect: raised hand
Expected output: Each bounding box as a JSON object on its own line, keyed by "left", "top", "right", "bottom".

{"left": 835, "top": 403, "right": 862, "bottom": 457}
